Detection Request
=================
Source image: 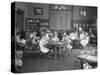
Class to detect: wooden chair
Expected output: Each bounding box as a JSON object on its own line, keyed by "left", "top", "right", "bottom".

{"left": 24, "top": 40, "right": 41, "bottom": 58}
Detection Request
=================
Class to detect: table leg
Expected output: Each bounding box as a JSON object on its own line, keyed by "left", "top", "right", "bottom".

{"left": 54, "top": 47, "right": 57, "bottom": 59}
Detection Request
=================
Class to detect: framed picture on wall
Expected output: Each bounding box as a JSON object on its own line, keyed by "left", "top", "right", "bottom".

{"left": 34, "top": 8, "right": 43, "bottom": 15}
{"left": 79, "top": 9, "right": 87, "bottom": 16}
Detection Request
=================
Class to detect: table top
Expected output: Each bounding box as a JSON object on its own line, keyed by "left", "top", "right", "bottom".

{"left": 16, "top": 42, "right": 25, "bottom": 46}
{"left": 77, "top": 54, "right": 97, "bottom": 63}
{"left": 47, "top": 40, "right": 67, "bottom": 47}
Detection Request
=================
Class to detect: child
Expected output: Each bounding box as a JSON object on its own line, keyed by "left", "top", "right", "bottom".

{"left": 80, "top": 32, "right": 89, "bottom": 48}
{"left": 52, "top": 31, "right": 59, "bottom": 42}
{"left": 15, "top": 31, "right": 26, "bottom": 70}
{"left": 62, "top": 32, "right": 73, "bottom": 56}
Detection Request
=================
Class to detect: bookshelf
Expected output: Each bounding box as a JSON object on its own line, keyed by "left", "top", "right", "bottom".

{"left": 25, "top": 18, "right": 49, "bottom": 38}
{"left": 25, "top": 18, "right": 49, "bottom": 31}
{"left": 72, "top": 20, "right": 97, "bottom": 45}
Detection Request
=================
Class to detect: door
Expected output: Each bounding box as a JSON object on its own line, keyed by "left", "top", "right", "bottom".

{"left": 15, "top": 8, "right": 24, "bottom": 33}
{"left": 50, "top": 10, "right": 71, "bottom": 30}
{"left": 49, "top": 10, "right": 57, "bottom": 30}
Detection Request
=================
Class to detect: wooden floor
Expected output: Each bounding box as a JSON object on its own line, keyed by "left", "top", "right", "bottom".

{"left": 16, "top": 46, "right": 96, "bottom": 73}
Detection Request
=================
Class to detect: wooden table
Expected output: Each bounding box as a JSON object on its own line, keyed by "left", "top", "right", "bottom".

{"left": 75, "top": 54, "right": 97, "bottom": 69}
{"left": 47, "top": 40, "right": 67, "bottom": 59}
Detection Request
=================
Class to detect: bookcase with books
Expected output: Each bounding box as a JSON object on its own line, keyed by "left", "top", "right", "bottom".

{"left": 72, "top": 20, "right": 97, "bottom": 45}
{"left": 25, "top": 18, "right": 49, "bottom": 38}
